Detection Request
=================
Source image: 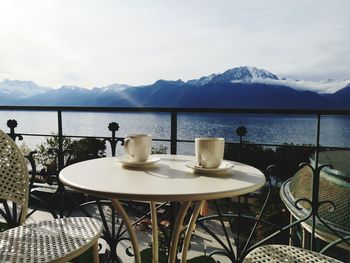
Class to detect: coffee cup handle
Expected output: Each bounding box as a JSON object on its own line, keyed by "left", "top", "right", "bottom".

{"left": 198, "top": 153, "right": 206, "bottom": 167}
{"left": 124, "top": 138, "right": 134, "bottom": 158}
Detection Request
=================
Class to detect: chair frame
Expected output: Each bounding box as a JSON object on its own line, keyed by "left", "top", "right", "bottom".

{"left": 0, "top": 129, "right": 101, "bottom": 263}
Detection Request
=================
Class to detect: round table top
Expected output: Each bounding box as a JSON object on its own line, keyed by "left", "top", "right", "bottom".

{"left": 59, "top": 155, "right": 265, "bottom": 202}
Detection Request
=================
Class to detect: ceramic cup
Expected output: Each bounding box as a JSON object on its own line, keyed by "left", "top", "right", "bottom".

{"left": 124, "top": 134, "right": 152, "bottom": 162}
{"left": 195, "top": 137, "right": 225, "bottom": 168}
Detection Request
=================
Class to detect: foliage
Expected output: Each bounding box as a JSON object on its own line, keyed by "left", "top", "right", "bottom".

{"left": 187, "top": 256, "right": 216, "bottom": 263}
{"left": 140, "top": 248, "right": 216, "bottom": 263}
{"left": 19, "top": 142, "right": 32, "bottom": 156}
{"left": 251, "top": 186, "right": 289, "bottom": 243}
{"left": 226, "top": 186, "right": 289, "bottom": 251}
{"left": 142, "top": 222, "right": 189, "bottom": 263}
{"left": 225, "top": 142, "right": 314, "bottom": 181}
{"left": 274, "top": 143, "right": 314, "bottom": 180}
{"left": 212, "top": 142, "right": 315, "bottom": 253}
{"left": 223, "top": 142, "right": 314, "bottom": 247}
{"left": 224, "top": 143, "right": 275, "bottom": 172}
{"left": 0, "top": 222, "right": 9, "bottom": 232}
{"left": 71, "top": 247, "right": 94, "bottom": 263}
{"left": 140, "top": 248, "right": 167, "bottom": 263}
{"left": 157, "top": 228, "right": 171, "bottom": 254}
{"left": 151, "top": 145, "right": 168, "bottom": 154}
{"left": 35, "top": 135, "right": 106, "bottom": 174}
{"left": 67, "top": 138, "right": 106, "bottom": 164}
{"left": 36, "top": 135, "right": 72, "bottom": 174}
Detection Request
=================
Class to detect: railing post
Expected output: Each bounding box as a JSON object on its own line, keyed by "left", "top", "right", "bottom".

{"left": 169, "top": 110, "right": 178, "bottom": 259}
{"left": 170, "top": 111, "right": 177, "bottom": 154}
{"left": 57, "top": 110, "right": 64, "bottom": 171}
{"left": 57, "top": 110, "right": 65, "bottom": 218}
{"left": 310, "top": 114, "right": 321, "bottom": 250}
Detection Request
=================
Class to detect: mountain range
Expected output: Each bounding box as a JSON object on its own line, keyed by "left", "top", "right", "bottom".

{"left": 1, "top": 66, "right": 349, "bottom": 109}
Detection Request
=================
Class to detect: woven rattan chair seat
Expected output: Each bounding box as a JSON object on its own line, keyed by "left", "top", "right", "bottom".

{"left": 243, "top": 245, "right": 342, "bottom": 263}
{"left": 0, "top": 217, "right": 102, "bottom": 263}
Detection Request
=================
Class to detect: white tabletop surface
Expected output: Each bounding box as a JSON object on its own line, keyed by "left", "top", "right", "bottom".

{"left": 59, "top": 155, "right": 265, "bottom": 202}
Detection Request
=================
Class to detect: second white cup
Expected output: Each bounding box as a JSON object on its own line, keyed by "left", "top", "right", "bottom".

{"left": 124, "top": 134, "right": 152, "bottom": 162}
{"left": 195, "top": 137, "right": 225, "bottom": 168}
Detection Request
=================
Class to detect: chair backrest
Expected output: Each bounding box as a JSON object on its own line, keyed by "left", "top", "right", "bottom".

{"left": 0, "top": 129, "right": 29, "bottom": 225}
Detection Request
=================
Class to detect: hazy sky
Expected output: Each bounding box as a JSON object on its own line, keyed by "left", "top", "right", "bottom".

{"left": 0, "top": 0, "right": 349, "bottom": 88}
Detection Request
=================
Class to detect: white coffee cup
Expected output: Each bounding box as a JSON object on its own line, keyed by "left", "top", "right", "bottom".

{"left": 124, "top": 134, "right": 152, "bottom": 162}
{"left": 195, "top": 137, "right": 225, "bottom": 168}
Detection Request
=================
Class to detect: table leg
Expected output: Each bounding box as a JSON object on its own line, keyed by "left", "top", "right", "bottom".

{"left": 289, "top": 213, "right": 295, "bottom": 246}
{"left": 181, "top": 200, "right": 205, "bottom": 263}
{"left": 110, "top": 199, "right": 141, "bottom": 263}
{"left": 150, "top": 201, "right": 159, "bottom": 263}
{"left": 93, "top": 241, "right": 100, "bottom": 263}
{"left": 168, "top": 201, "right": 191, "bottom": 263}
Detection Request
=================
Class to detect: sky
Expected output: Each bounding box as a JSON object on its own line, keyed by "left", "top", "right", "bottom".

{"left": 0, "top": 0, "right": 349, "bottom": 89}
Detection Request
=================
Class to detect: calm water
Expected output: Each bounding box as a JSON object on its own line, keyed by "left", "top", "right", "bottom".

{"left": 0, "top": 111, "right": 350, "bottom": 155}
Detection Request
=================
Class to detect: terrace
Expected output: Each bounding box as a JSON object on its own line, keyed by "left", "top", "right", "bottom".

{"left": 0, "top": 105, "right": 350, "bottom": 262}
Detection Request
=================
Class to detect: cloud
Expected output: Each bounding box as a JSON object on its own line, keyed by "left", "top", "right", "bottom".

{"left": 0, "top": 0, "right": 349, "bottom": 89}
{"left": 251, "top": 78, "right": 350, "bottom": 94}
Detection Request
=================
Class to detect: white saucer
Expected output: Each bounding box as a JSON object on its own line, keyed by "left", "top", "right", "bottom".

{"left": 116, "top": 155, "right": 161, "bottom": 167}
{"left": 185, "top": 160, "right": 234, "bottom": 174}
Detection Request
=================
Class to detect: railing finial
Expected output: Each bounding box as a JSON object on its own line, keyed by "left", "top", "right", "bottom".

{"left": 6, "top": 119, "right": 23, "bottom": 141}
{"left": 104, "top": 122, "right": 124, "bottom": 156}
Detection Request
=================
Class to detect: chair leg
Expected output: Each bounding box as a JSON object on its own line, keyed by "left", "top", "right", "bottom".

{"left": 93, "top": 241, "right": 100, "bottom": 263}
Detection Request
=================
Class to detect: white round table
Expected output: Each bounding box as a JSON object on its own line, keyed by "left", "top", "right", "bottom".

{"left": 59, "top": 155, "right": 265, "bottom": 263}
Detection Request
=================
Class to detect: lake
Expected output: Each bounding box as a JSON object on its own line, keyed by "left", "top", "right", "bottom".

{"left": 0, "top": 110, "right": 350, "bottom": 155}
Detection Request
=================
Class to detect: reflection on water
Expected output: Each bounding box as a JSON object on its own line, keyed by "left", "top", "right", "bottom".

{"left": 0, "top": 111, "right": 349, "bottom": 154}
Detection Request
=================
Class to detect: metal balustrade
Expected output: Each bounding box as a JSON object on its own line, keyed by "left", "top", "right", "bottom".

{"left": 1, "top": 105, "right": 349, "bottom": 262}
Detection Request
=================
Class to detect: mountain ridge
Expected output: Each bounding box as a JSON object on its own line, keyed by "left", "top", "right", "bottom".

{"left": 1, "top": 66, "right": 349, "bottom": 109}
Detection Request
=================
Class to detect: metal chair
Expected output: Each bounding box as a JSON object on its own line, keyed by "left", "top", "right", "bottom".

{"left": 0, "top": 129, "right": 103, "bottom": 262}
{"left": 243, "top": 165, "right": 344, "bottom": 263}
{"left": 243, "top": 244, "right": 342, "bottom": 263}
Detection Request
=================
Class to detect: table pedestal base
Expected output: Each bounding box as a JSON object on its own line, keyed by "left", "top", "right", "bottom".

{"left": 110, "top": 199, "right": 204, "bottom": 263}
{"left": 110, "top": 199, "right": 142, "bottom": 262}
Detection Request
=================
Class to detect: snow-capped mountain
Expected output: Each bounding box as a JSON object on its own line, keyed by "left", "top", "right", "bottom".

{"left": 59, "top": 85, "right": 87, "bottom": 91}
{"left": 187, "top": 66, "right": 279, "bottom": 86}
{"left": 1, "top": 66, "right": 350, "bottom": 109}
{"left": 245, "top": 66, "right": 279, "bottom": 79}
{"left": 94, "top": 83, "right": 131, "bottom": 93}
{"left": 187, "top": 74, "right": 217, "bottom": 86}
{"left": 0, "top": 79, "right": 51, "bottom": 98}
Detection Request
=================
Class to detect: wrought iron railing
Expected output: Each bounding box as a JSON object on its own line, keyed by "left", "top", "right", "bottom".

{"left": 1, "top": 105, "right": 350, "bottom": 262}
